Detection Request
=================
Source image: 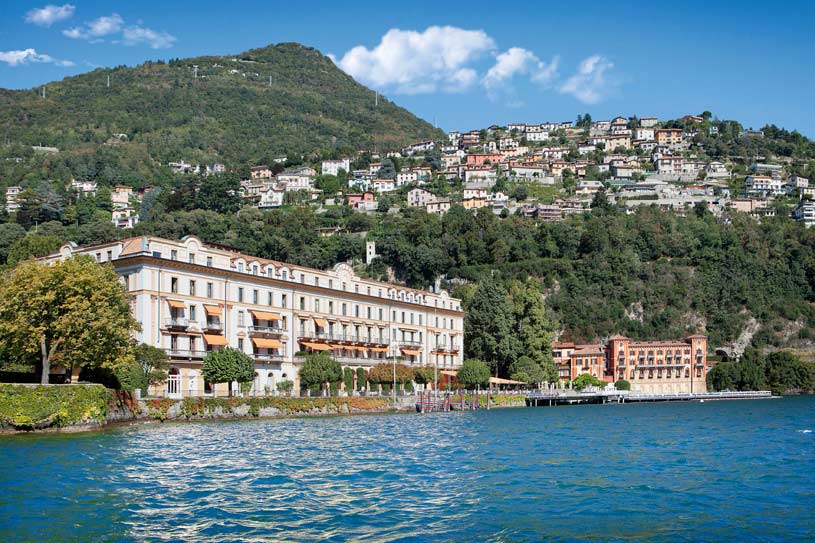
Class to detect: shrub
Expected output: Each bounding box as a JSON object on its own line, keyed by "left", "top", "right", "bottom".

{"left": 343, "top": 367, "right": 354, "bottom": 391}
{"left": 356, "top": 367, "right": 367, "bottom": 391}
{"left": 614, "top": 379, "right": 631, "bottom": 391}
{"left": 276, "top": 379, "right": 293, "bottom": 395}
{"left": 0, "top": 383, "right": 110, "bottom": 429}
{"left": 572, "top": 374, "right": 606, "bottom": 390}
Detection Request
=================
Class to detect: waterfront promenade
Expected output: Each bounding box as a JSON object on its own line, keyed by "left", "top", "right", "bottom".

{"left": 526, "top": 389, "right": 774, "bottom": 406}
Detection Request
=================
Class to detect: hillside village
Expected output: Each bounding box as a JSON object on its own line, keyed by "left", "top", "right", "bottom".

{"left": 4, "top": 112, "right": 815, "bottom": 234}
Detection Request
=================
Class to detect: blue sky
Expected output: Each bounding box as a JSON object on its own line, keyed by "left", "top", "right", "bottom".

{"left": 2, "top": 0, "right": 814, "bottom": 136}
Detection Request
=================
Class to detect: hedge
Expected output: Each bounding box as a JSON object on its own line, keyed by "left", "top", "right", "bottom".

{"left": 0, "top": 383, "right": 110, "bottom": 430}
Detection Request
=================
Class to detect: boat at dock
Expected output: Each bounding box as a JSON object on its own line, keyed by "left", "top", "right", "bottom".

{"left": 526, "top": 389, "right": 774, "bottom": 407}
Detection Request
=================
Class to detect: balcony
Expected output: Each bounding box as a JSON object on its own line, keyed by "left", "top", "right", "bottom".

{"left": 431, "top": 342, "right": 460, "bottom": 353}
{"left": 249, "top": 325, "right": 287, "bottom": 338}
{"left": 165, "top": 318, "right": 190, "bottom": 330}
{"left": 202, "top": 320, "right": 223, "bottom": 333}
{"left": 298, "top": 331, "right": 389, "bottom": 346}
{"left": 253, "top": 353, "right": 286, "bottom": 364}
{"left": 166, "top": 348, "right": 205, "bottom": 359}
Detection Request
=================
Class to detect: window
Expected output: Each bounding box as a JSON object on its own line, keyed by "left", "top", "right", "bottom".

{"left": 355, "top": 285, "right": 359, "bottom": 294}
{"left": 152, "top": 251, "right": 162, "bottom": 258}
{"left": 410, "top": 313, "right": 414, "bottom": 325}
{"left": 419, "top": 315, "right": 423, "bottom": 326}
{"left": 281, "top": 271, "right": 287, "bottom": 281}
{"left": 237, "top": 262, "right": 244, "bottom": 273}
{"left": 401, "top": 311, "right": 406, "bottom": 323}
{"left": 328, "top": 301, "right": 334, "bottom": 314}
{"left": 206, "top": 282, "right": 213, "bottom": 298}
{"left": 206, "top": 256, "right": 213, "bottom": 267}
{"left": 367, "top": 307, "right": 371, "bottom": 319}
{"left": 190, "top": 306, "right": 197, "bottom": 321}
{"left": 378, "top": 308, "right": 383, "bottom": 320}
{"left": 329, "top": 279, "right": 333, "bottom": 289}
{"left": 300, "top": 274, "right": 305, "bottom": 284}
{"left": 342, "top": 303, "right": 347, "bottom": 316}
{"left": 171, "top": 277, "right": 178, "bottom": 294}
{"left": 238, "top": 338, "right": 244, "bottom": 351}
{"left": 123, "top": 275, "right": 130, "bottom": 291}
{"left": 314, "top": 276, "right": 319, "bottom": 286}
{"left": 253, "top": 265, "right": 259, "bottom": 275}
{"left": 107, "top": 250, "right": 113, "bottom": 261}
{"left": 253, "top": 289, "right": 259, "bottom": 304}
{"left": 238, "top": 287, "right": 244, "bottom": 303}
{"left": 189, "top": 253, "right": 196, "bottom": 264}
{"left": 315, "top": 299, "right": 320, "bottom": 312}
{"left": 189, "top": 280, "right": 196, "bottom": 296}
{"left": 354, "top": 306, "right": 359, "bottom": 318}
{"left": 300, "top": 297, "right": 306, "bottom": 310}
{"left": 238, "top": 311, "right": 245, "bottom": 326}
{"left": 268, "top": 292, "right": 273, "bottom": 306}
{"left": 281, "top": 294, "right": 287, "bottom": 308}
{"left": 171, "top": 250, "right": 178, "bottom": 261}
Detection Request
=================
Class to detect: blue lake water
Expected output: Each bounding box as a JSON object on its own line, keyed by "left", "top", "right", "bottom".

{"left": 1, "top": 397, "right": 814, "bottom": 542}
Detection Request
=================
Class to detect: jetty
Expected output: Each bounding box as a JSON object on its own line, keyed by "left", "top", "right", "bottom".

{"left": 526, "top": 389, "right": 774, "bottom": 406}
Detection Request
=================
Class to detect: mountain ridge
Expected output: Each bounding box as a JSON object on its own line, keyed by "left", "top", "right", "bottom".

{"left": 0, "top": 42, "right": 444, "bottom": 172}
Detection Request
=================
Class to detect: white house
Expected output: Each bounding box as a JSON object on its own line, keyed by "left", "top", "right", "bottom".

{"left": 745, "top": 175, "right": 785, "bottom": 197}
{"left": 408, "top": 188, "right": 436, "bottom": 208}
{"left": 321, "top": 159, "right": 351, "bottom": 177}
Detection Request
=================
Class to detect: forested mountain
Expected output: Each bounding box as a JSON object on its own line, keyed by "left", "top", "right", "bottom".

{"left": 0, "top": 42, "right": 443, "bottom": 184}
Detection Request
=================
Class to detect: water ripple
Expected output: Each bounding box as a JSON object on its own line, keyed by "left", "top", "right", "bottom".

{"left": 1, "top": 397, "right": 814, "bottom": 542}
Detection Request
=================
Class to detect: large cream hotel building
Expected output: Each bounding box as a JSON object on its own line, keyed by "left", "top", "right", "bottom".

{"left": 45, "top": 236, "right": 464, "bottom": 397}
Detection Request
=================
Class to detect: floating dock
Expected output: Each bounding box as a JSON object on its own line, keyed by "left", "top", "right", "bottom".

{"left": 526, "top": 390, "right": 774, "bottom": 407}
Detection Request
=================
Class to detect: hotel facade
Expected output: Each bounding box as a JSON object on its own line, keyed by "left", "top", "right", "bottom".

{"left": 552, "top": 335, "right": 708, "bottom": 394}
{"left": 44, "top": 236, "right": 464, "bottom": 398}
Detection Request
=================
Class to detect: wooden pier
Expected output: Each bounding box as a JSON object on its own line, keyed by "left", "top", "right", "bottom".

{"left": 526, "top": 390, "right": 774, "bottom": 407}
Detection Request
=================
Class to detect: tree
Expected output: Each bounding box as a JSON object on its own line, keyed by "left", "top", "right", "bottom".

{"left": 378, "top": 158, "right": 396, "bottom": 179}
{"left": 0, "top": 256, "right": 139, "bottom": 384}
{"left": 201, "top": 348, "right": 255, "bottom": 396}
{"left": 356, "top": 367, "right": 367, "bottom": 391}
{"left": 6, "top": 234, "right": 62, "bottom": 267}
{"left": 134, "top": 343, "right": 170, "bottom": 393}
{"left": 614, "top": 379, "right": 631, "bottom": 391}
{"left": 276, "top": 379, "right": 294, "bottom": 395}
{"left": 508, "top": 279, "right": 559, "bottom": 383}
{"left": 464, "top": 277, "right": 517, "bottom": 376}
{"left": 298, "top": 352, "right": 342, "bottom": 395}
{"left": 369, "top": 362, "right": 414, "bottom": 388}
{"left": 343, "top": 367, "right": 354, "bottom": 392}
{"left": 457, "top": 359, "right": 491, "bottom": 389}
{"left": 572, "top": 374, "right": 606, "bottom": 390}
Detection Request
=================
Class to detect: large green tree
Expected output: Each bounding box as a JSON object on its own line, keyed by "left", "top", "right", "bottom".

{"left": 134, "top": 343, "right": 171, "bottom": 393}
{"left": 202, "top": 348, "right": 255, "bottom": 397}
{"left": 508, "top": 279, "right": 559, "bottom": 383}
{"left": 298, "top": 352, "right": 342, "bottom": 395}
{"left": 0, "top": 256, "right": 139, "bottom": 384}
{"left": 456, "top": 359, "right": 491, "bottom": 389}
{"left": 464, "top": 277, "right": 518, "bottom": 376}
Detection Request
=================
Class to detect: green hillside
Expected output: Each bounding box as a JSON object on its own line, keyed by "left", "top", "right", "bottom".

{"left": 0, "top": 42, "right": 443, "bottom": 179}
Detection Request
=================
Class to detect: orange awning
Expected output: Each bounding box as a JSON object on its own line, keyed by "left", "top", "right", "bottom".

{"left": 251, "top": 310, "right": 281, "bottom": 322}
{"left": 301, "top": 342, "right": 332, "bottom": 351}
{"left": 371, "top": 347, "right": 389, "bottom": 353}
{"left": 312, "top": 317, "right": 328, "bottom": 328}
{"left": 252, "top": 338, "right": 282, "bottom": 349}
{"left": 167, "top": 300, "right": 186, "bottom": 310}
{"left": 203, "top": 334, "right": 228, "bottom": 346}
{"left": 401, "top": 347, "right": 421, "bottom": 356}
{"left": 204, "top": 305, "right": 222, "bottom": 316}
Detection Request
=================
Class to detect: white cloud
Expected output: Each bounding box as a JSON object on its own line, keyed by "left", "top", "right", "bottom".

{"left": 24, "top": 4, "right": 75, "bottom": 27}
{"left": 63, "top": 13, "right": 124, "bottom": 40}
{"left": 0, "top": 48, "right": 74, "bottom": 67}
{"left": 61, "top": 14, "right": 176, "bottom": 49}
{"left": 559, "top": 55, "right": 614, "bottom": 104}
{"left": 482, "top": 47, "right": 559, "bottom": 105}
{"left": 122, "top": 26, "right": 177, "bottom": 49}
{"left": 335, "top": 26, "right": 495, "bottom": 94}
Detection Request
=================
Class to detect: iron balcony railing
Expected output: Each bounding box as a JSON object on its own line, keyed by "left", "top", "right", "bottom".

{"left": 165, "top": 318, "right": 191, "bottom": 329}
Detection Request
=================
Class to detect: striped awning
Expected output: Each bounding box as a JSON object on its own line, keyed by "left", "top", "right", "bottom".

{"left": 167, "top": 300, "right": 186, "bottom": 310}
{"left": 312, "top": 317, "right": 328, "bottom": 328}
{"left": 203, "top": 334, "right": 228, "bottom": 346}
{"left": 401, "top": 347, "right": 421, "bottom": 357}
{"left": 252, "top": 338, "right": 282, "bottom": 349}
{"left": 251, "top": 310, "right": 281, "bottom": 322}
